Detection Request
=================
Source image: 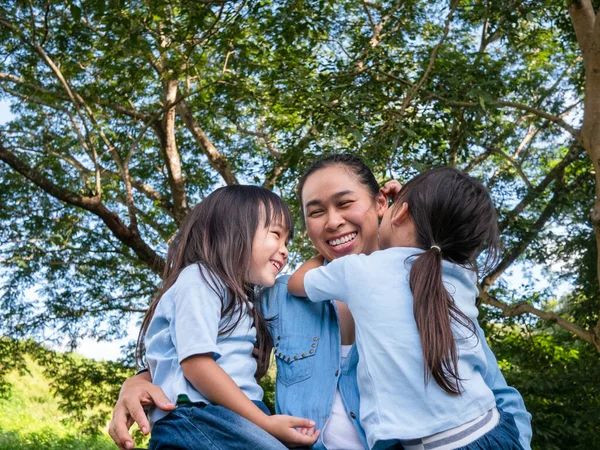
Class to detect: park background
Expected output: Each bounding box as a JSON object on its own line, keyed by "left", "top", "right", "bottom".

{"left": 1, "top": 0, "right": 600, "bottom": 448}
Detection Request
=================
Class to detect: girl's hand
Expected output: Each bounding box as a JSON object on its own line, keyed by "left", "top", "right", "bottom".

{"left": 108, "top": 373, "right": 175, "bottom": 450}
{"left": 263, "top": 414, "right": 320, "bottom": 447}
{"left": 381, "top": 180, "right": 402, "bottom": 203}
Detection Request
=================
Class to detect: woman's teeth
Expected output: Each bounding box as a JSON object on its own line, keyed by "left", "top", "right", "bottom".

{"left": 271, "top": 261, "right": 281, "bottom": 271}
{"left": 328, "top": 232, "right": 357, "bottom": 247}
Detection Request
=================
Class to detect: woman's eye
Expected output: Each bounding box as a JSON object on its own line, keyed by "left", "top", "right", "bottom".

{"left": 339, "top": 200, "right": 353, "bottom": 207}
{"left": 271, "top": 230, "right": 281, "bottom": 238}
{"left": 308, "top": 210, "right": 324, "bottom": 217}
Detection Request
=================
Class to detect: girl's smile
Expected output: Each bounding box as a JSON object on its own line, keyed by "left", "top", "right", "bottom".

{"left": 248, "top": 222, "right": 290, "bottom": 287}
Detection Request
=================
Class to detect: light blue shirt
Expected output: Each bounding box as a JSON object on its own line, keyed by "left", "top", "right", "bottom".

{"left": 299, "top": 247, "right": 527, "bottom": 449}
{"left": 260, "top": 271, "right": 532, "bottom": 450}
{"left": 145, "top": 264, "right": 263, "bottom": 426}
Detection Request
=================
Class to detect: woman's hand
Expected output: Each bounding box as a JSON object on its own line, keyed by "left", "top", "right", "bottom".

{"left": 263, "top": 414, "right": 320, "bottom": 448}
{"left": 108, "top": 372, "right": 175, "bottom": 450}
{"left": 381, "top": 180, "right": 402, "bottom": 203}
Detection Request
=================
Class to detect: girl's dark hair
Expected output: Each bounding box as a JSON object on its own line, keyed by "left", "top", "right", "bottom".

{"left": 396, "top": 167, "right": 501, "bottom": 395}
{"left": 296, "top": 153, "right": 379, "bottom": 207}
{"left": 137, "top": 185, "right": 294, "bottom": 379}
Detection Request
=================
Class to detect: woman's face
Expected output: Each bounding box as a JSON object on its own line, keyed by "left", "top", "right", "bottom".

{"left": 301, "top": 165, "right": 387, "bottom": 261}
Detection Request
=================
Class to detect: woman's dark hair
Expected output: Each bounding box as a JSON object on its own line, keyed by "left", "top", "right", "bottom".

{"left": 296, "top": 153, "right": 379, "bottom": 208}
{"left": 396, "top": 167, "right": 501, "bottom": 395}
{"left": 137, "top": 185, "right": 294, "bottom": 379}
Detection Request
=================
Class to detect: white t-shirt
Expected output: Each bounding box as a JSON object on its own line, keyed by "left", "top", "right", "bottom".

{"left": 322, "top": 345, "right": 364, "bottom": 450}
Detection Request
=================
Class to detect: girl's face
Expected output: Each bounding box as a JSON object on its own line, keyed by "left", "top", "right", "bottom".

{"left": 248, "top": 220, "right": 290, "bottom": 287}
{"left": 301, "top": 165, "right": 387, "bottom": 261}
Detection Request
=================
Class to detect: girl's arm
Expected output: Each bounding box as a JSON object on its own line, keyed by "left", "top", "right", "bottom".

{"left": 288, "top": 255, "right": 324, "bottom": 297}
{"left": 108, "top": 371, "right": 175, "bottom": 450}
{"left": 181, "top": 354, "right": 319, "bottom": 447}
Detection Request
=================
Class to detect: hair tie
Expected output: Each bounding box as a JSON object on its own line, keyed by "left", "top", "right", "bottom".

{"left": 430, "top": 245, "right": 441, "bottom": 252}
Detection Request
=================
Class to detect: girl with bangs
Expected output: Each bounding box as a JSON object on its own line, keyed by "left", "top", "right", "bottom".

{"left": 139, "top": 185, "right": 319, "bottom": 450}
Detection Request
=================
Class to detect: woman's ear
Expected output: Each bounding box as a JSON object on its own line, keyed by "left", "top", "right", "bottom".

{"left": 375, "top": 190, "right": 388, "bottom": 218}
{"left": 390, "top": 202, "right": 410, "bottom": 227}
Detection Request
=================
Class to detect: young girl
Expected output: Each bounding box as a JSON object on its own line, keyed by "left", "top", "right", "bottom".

{"left": 139, "top": 185, "right": 319, "bottom": 450}
{"left": 288, "top": 167, "right": 523, "bottom": 450}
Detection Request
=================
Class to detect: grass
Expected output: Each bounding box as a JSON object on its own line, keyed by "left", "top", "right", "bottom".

{"left": 0, "top": 347, "right": 276, "bottom": 449}
{"left": 0, "top": 356, "right": 118, "bottom": 450}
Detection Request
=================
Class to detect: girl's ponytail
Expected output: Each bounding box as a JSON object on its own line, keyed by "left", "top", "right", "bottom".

{"left": 398, "top": 167, "right": 501, "bottom": 396}
{"left": 410, "top": 247, "right": 476, "bottom": 395}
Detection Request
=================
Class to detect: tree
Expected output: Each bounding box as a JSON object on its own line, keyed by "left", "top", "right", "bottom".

{"left": 0, "top": 0, "right": 599, "bottom": 444}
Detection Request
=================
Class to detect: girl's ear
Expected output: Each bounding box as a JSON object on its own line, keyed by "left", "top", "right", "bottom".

{"left": 390, "top": 202, "right": 410, "bottom": 227}
{"left": 375, "top": 190, "right": 388, "bottom": 218}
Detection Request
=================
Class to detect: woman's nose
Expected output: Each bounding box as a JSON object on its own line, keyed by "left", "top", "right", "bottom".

{"left": 325, "top": 210, "right": 345, "bottom": 230}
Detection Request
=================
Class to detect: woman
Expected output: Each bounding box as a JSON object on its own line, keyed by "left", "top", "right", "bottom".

{"left": 109, "top": 154, "right": 532, "bottom": 450}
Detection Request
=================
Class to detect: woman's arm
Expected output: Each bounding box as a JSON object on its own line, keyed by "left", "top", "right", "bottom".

{"left": 108, "top": 371, "right": 175, "bottom": 450}
{"left": 182, "top": 354, "right": 319, "bottom": 447}
{"left": 477, "top": 324, "right": 532, "bottom": 450}
{"left": 288, "top": 255, "right": 324, "bottom": 297}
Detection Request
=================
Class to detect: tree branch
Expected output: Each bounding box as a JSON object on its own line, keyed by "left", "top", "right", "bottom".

{"left": 0, "top": 71, "right": 151, "bottom": 122}
{"left": 0, "top": 141, "right": 165, "bottom": 275}
{"left": 378, "top": 70, "right": 583, "bottom": 141}
{"left": 352, "top": 0, "right": 405, "bottom": 73}
{"left": 483, "top": 145, "right": 533, "bottom": 189}
{"left": 483, "top": 176, "right": 569, "bottom": 289}
{"left": 399, "top": 0, "right": 458, "bottom": 114}
{"left": 478, "top": 289, "right": 600, "bottom": 352}
{"left": 263, "top": 124, "right": 318, "bottom": 190}
{"left": 176, "top": 99, "right": 239, "bottom": 185}
{"left": 463, "top": 147, "right": 493, "bottom": 172}
{"left": 499, "top": 144, "right": 583, "bottom": 232}
{"left": 233, "top": 121, "right": 282, "bottom": 157}
{"left": 159, "top": 79, "right": 189, "bottom": 225}
{"left": 569, "top": 0, "right": 596, "bottom": 70}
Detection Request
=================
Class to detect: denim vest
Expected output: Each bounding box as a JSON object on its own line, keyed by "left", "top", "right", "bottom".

{"left": 260, "top": 275, "right": 532, "bottom": 450}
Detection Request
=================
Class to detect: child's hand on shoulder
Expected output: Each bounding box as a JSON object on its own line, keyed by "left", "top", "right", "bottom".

{"left": 264, "top": 414, "right": 320, "bottom": 447}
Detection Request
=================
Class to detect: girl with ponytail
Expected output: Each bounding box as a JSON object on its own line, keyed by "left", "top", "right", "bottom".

{"left": 288, "top": 167, "right": 523, "bottom": 450}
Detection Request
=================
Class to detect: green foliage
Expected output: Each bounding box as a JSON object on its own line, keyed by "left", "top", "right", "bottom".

{"left": 259, "top": 361, "right": 277, "bottom": 414}
{"left": 0, "top": 342, "right": 131, "bottom": 449}
{"left": 0, "top": 338, "right": 135, "bottom": 437}
{"left": 483, "top": 318, "right": 600, "bottom": 450}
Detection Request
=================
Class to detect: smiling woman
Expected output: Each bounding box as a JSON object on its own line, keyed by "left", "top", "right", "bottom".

{"left": 299, "top": 164, "right": 386, "bottom": 262}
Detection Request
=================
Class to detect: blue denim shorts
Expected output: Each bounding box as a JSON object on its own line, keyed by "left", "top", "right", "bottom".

{"left": 149, "top": 399, "right": 287, "bottom": 450}
{"left": 453, "top": 407, "right": 524, "bottom": 450}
